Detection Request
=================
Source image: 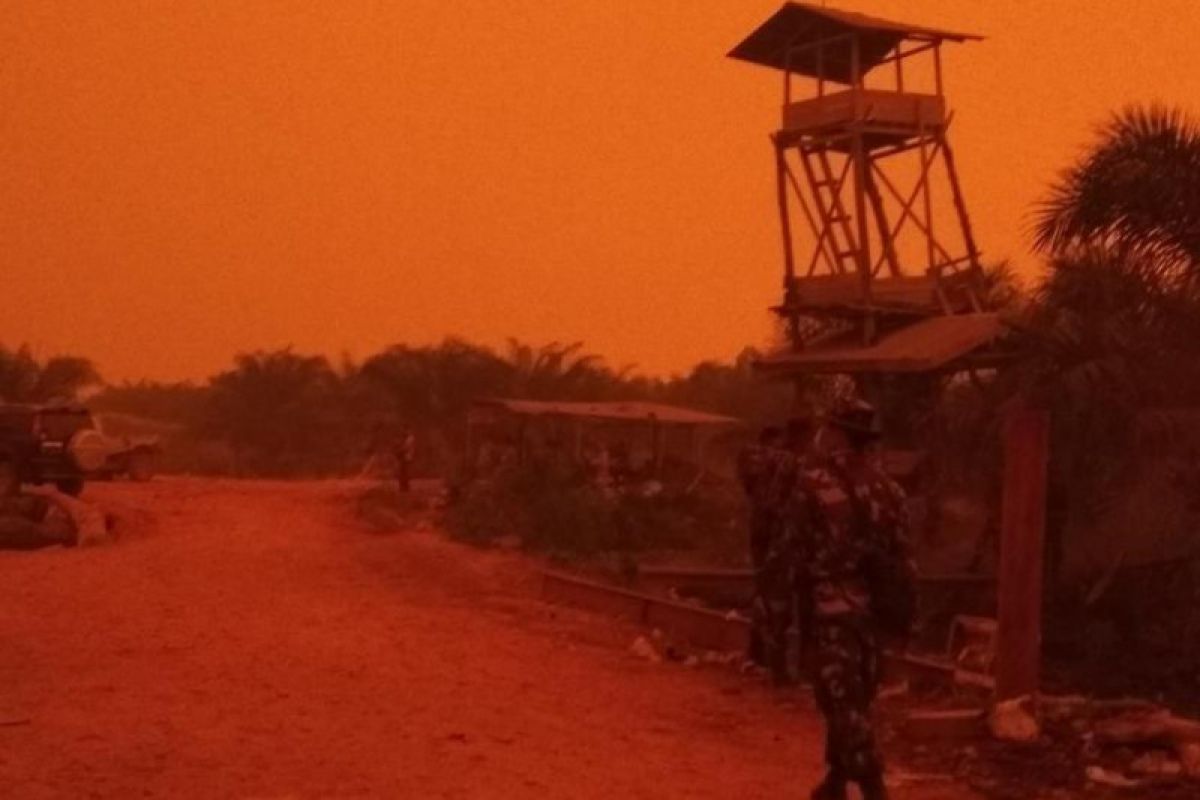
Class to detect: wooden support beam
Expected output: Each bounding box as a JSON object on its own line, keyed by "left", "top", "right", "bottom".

{"left": 774, "top": 137, "right": 797, "bottom": 287}
{"left": 780, "top": 153, "right": 838, "bottom": 275}
{"left": 934, "top": 44, "right": 944, "bottom": 96}
{"left": 920, "top": 130, "right": 936, "bottom": 274}
{"left": 862, "top": 160, "right": 901, "bottom": 277}
{"left": 871, "top": 154, "right": 956, "bottom": 269}
{"left": 996, "top": 408, "right": 1049, "bottom": 701}
{"left": 799, "top": 148, "right": 854, "bottom": 276}
{"left": 940, "top": 133, "right": 982, "bottom": 272}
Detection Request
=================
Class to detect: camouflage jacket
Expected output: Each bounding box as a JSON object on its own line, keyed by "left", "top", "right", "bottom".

{"left": 791, "top": 451, "right": 913, "bottom": 620}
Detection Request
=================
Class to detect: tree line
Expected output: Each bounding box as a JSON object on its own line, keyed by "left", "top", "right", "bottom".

{"left": 23, "top": 339, "right": 790, "bottom": 477}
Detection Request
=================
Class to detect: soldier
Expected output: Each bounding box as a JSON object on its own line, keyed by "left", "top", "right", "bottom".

{"left": 738, "top": 426, "right": 783, "bottom": 674}
{"left": 394, "top": 426, "right": 416, "bottom": 493}
{"left": 738, "top": 427, "right": 783, "bottom": 563}
{"left": 793, "top": 399, "right": 915, "bottom": 800}
{"left": 741, "top": 415, "right": 819, "bottom": 685}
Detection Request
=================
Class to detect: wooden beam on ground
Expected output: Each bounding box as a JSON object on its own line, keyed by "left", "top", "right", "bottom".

{"left": 541, "top": 570, "right": 993, "bottom": 691}
{"left": 540, "top": 571, "right": 748, "bottom": 652}
{"left": 996, "top": 408, "right": 1050, "bottom": 701}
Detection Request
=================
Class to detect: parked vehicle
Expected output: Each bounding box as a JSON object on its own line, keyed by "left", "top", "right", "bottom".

{"left": 0, "top": 404, "right": 160, "bottom": 496}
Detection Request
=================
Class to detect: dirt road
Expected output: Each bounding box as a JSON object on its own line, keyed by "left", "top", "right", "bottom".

{"left": 0, "top": 480, "right": 977, "bottom": 798}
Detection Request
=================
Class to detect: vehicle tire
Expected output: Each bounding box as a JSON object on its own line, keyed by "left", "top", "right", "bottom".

{"left": 127, "top": 450, "right": 155, "bottom": 482}
{"left": 0, "top": 460, "right": 18, "bottom": 497}
{"left": 55, "top": 478, "right": 84, "bottom": 497}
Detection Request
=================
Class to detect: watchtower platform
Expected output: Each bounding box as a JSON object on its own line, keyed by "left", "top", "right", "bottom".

{"left": 730, "top": 3, "right": 990, "bottom": 358}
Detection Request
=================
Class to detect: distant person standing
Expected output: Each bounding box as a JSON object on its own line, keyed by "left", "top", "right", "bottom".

{"left": 793, "top": 399, "right": 915, "bottom": 800}
{"left": 394, "top": 427, "right": 416, "bottom": 493}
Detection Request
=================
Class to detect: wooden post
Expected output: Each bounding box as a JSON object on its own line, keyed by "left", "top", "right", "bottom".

{"left": 933, "top": 44, "right": 944, "bottom": 97}
{"left": 919, "top": 130, "right": 936, "bottom": 274}
{"left": 996, "top": 408, "right": 1050, "bottom": 701}
{"left": 849, "top": 34, "right": 874, "bottom": 343}
{"left": 816, "top": 40, "right": 825, "bottom": 97}
{"left": 774, "top": 139, "right": 797, "bottom": 288}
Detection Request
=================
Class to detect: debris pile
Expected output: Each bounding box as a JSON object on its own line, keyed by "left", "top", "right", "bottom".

{"left": 0, "top": 488, "right": 111, "bottom": 550}
{"left": 890, "top": 691, "right": 1200, "bottom": 796}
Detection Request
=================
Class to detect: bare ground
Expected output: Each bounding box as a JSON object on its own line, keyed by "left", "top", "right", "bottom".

{"left": 0, "top": 479, "right": 979, "bottom": 799}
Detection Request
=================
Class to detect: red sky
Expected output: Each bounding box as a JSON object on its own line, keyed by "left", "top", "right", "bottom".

{"left": 2, "top": 1, "right": 1197, "bottom": 382}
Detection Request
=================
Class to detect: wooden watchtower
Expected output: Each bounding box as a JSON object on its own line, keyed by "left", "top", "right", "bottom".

{"left": 730, "top": 3, "right": 985, "bottom": 352}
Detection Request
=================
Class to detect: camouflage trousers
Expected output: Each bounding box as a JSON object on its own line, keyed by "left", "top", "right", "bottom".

{"left": 751, "top": 562, "right": 793, "bottom": 672}
{"left": 750, "top": 536, "right": 802, "bottom": 681}
{"left": 811, "top": 618, "right": 883, "bottom": 782}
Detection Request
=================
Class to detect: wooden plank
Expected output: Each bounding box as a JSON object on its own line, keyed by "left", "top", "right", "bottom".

{"left": 541, "top": 570, "right": 984, "bottom": 691}
{"left": 996, "top": 408, "right": 1049, "bottom": 701}
{"left": 782, "top": 90, "right": 946, "bottom": 135}
{"left": 789, "top": 274, "right": 940, "bottom": 310}
{"left": 541, "top": 571, "right": 648, "bottom": 624}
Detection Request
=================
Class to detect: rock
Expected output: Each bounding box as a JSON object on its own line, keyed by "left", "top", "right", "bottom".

{"left": 1085, "top": 765, "right": 1142, "bottom": 788}
{"left": 988, "top": 696, "right": 1040, "bottom": 743}
{"left": 629, "top": 636, "right": 661, "bottom": 663}
{"left": 28, "top": 487, "right": 109, "bottom": 546}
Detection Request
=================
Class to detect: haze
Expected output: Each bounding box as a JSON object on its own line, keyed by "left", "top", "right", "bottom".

{"left": 2, "top": 0, "right": 1196, "bottom": 382}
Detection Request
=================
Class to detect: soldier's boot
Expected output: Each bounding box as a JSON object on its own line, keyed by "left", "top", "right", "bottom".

{"left": 809, "top": 770, "right": 847, "bottom": 800}
{"left": 857, "top": 771, "right": 890, "bottom": 800}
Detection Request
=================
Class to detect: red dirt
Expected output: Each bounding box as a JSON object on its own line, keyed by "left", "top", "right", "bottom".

{"left": 0, "top": 479, "right": 980, "bottom": 798}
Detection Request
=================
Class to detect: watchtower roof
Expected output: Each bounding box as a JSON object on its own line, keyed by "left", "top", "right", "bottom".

{"left": 728, "top": 2, "right": 981, "bottom": 83}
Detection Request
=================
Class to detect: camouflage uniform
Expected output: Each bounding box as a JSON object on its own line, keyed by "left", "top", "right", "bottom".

{"left": 793, "top": 450, "right": 912, "bottom": 797}
{"left": 736, "top": 442, "right": 775, "bottom": 567}
{"left": 737, "top": 441, "right": 798, "bottom": 679}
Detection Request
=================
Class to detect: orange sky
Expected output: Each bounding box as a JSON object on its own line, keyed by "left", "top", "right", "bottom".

{"left": 2, "top": 1, "right": 1197, "bottom": 382}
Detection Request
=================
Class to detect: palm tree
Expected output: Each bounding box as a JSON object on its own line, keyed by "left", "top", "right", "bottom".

{"left": 358, "top": 338, "right": 513, "bottom": 427}
{"left": 1034, "top": 104, "right": 1200, "bottom": 285}
{"left": 0, "top": 345, "right": 100, "bottom": 403}
{"left": 504, "top": 340, "right": 624, "bottom": 400}
{"left": 204, "top": 349, "right": 344, "bottom": 475}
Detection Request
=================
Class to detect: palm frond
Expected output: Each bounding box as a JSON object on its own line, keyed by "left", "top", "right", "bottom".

{"left": 1034, "top": 104, "right": 1200, "bottom": 275}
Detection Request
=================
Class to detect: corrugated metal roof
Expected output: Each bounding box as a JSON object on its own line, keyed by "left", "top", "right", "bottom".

{"left": 472, "top": 399, "right": 742, "bottom": 426}
{"left": 728, "top": 2, "right": 981, "bottom": 82}
{"left": 756, "top": 313, "right": 1007, "bottom": 375}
